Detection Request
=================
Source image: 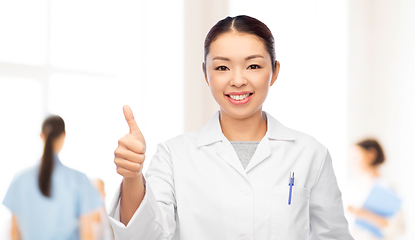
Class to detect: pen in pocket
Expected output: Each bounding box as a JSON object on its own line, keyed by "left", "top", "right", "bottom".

{"left": 288, "top": 172, "right": 294, "bottom": 205}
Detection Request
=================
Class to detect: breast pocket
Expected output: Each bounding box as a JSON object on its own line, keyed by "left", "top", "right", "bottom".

{"left": 270, "top": 186, "right": 310, "bottom": 239}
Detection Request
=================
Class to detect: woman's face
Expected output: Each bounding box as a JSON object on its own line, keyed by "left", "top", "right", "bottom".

{"left": 351, "top": 145, "right": 376, "bottom": 170}
{"left": 203, "top": 31, "right": 279, "bottom": 120}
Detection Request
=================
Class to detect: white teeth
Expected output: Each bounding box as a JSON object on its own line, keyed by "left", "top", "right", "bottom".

{"left": 229, "top": 93, "right": 250, "bottom": 100}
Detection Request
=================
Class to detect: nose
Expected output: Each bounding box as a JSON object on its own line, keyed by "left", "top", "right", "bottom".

{"left": 230, "top": 68, "right": 247, "bottom": 88}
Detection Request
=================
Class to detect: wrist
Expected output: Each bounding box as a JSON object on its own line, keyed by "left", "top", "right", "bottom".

{"left": 123, "top": 174, "right": 144, "bottom": 187}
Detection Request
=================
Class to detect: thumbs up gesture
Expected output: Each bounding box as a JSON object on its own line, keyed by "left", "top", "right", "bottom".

{"left": 114, "top": 105, "right": 147, "bottom": 179}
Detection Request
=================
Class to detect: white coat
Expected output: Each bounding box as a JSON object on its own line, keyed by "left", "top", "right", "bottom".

{"left": 108, "top": 111, "right": 354, "bottom": 240}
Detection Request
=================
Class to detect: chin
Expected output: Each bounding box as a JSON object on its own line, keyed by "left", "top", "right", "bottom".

{"left": 220, "top": 106, "right": 262, "bottom": 120}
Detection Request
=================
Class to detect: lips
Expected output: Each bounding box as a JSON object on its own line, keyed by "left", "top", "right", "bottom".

{"left": 225, "top": 91, "right": 253, "bottom": 96}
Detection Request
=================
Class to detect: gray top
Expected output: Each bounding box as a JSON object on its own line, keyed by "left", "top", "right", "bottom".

{"left": 230, "top": 141, "right": 260, "bottom": 169}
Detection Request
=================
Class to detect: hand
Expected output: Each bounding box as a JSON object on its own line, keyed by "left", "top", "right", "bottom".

{"left": 348, "top": 206, "right": 362, "bottom": 215}
{"left": 114, "top": 105, "right": 147, "bottom": 179}
{"left": 348, "top": 205, "right": 389, "bottom": 227}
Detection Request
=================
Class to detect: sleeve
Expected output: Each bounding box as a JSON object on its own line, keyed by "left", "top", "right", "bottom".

{"left": 108, "top": 142, "right": 177, "bottom": 240}
{"left": 2, "top": 174, "right": 21, "bottom": 216}
{"left": 309, "top": 149, "right": 355, "bottom": 240}
{"left": 77, "top": 173, "right": 103, "bottom": 216}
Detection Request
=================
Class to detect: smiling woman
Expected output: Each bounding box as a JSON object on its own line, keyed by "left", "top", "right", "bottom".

{"left": 108, "top": 15, "right": 354, "bottom": 240}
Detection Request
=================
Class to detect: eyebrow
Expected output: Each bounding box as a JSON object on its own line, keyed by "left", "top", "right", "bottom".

{"left": 212, "top": 56, "right": 230, "bottom": 61}
{"left": 212, "top": 54, "right": 265, "bottom": 61}
{"left": 245, "top": 54, "right": 264, "bottom": 60}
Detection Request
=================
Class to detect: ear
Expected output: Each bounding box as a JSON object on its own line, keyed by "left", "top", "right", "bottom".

{"left": 40, "top": 133, "right": 45, "bottom": 142}
{"left": 270, "top": 61, "right": 280, "bottom": 86}
{"left": 202, "top": 62, "right": 209, "bottom": 86}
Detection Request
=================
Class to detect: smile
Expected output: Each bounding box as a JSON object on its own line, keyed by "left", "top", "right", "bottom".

{"left": 228, "top": 93, "right": 251, "bottom": 100}
{"left": 225, "top": 92, "right": 253, "bottom": 105}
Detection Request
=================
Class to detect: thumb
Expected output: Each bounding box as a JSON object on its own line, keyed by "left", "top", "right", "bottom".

{"left": 123, "top": 105, "right": 144, "bottom": 140}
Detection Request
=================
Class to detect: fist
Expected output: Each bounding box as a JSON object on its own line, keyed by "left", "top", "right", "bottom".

{"left": 114, "top": 105, "right": 147, "bottom": 178}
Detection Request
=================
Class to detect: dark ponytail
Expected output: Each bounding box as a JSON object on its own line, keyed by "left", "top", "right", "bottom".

{"left": 38, "top": 115, "right": 65, "bottom": 197}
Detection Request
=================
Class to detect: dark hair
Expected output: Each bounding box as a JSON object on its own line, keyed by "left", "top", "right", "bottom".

{"left": 38, "top": 115, "right": 65, "bottom": 197}
{"left": 357, "top": 139, "right": 385, "bottom": 166}
{"left": 204, "top": 15, "right": 277, "bottom": 72}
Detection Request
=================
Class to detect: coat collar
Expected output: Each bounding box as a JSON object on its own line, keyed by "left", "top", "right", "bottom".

{"left": 196, "top": 110, "right": 295, "bottom": 147}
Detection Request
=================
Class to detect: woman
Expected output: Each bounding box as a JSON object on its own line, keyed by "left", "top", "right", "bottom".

{"left": 2, "top": 115, "right": 103, "bottom": 240}
{"left": 109, "top": 15, "right": 353, "bottom": 239}
{"left": 347, "top": 139, "right": 405, "bottom": 239}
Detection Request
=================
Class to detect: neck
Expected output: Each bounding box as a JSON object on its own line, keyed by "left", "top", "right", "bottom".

{"left": 363, "top": 165, "right": 380, "bottom": 179}
{"left": 219, "top": 108, "right": 267, "bottom": 141}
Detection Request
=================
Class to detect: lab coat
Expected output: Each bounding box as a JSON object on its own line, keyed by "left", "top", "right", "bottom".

{"left": 108, "top": 111, "right": 353, "bottom": 240}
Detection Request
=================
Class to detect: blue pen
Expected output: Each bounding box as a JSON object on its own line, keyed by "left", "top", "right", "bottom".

{"left": 288, "top": 172, "right": 294, "bottom": 205}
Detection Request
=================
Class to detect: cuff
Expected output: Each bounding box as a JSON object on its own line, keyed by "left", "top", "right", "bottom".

{"left": 108, "top": 177, "right": 160, "bottom": 240}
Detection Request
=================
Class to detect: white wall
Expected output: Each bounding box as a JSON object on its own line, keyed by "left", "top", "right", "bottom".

{"left": 348, "top": 1, "right": 415, "bottom": 239}
{"left": 183, "top": 0, "right": 228, "bottom": 132}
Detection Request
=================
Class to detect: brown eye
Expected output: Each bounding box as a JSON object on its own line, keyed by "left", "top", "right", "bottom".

{"left": 248, "top": 65, "right": 261, "bottom": 70}
{"left": 215, "top": 66, "right": 229, "bottom": 71}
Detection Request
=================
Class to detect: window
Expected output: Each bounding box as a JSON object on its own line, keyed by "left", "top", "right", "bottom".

{"left": 0, "top": 1, "right": 184, "bottom": 235}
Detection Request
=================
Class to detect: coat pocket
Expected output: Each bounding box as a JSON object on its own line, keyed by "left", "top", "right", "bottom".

{"left": 270, "top": 186, "right": 310, "bottom": 239}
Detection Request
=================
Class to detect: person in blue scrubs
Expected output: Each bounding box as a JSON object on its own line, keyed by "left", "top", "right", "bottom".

{"left": 2, "top": 115, "right": 103, "bottom": 240}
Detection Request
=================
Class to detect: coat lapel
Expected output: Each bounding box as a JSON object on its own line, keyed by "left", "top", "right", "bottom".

{"left": 245, "top": 112, "right": 296, "bottom": 173}
{"left": 197, "top": 111, "right": 249, "bottom": 179}
{"left": 244, "top": 134, "right": 272, "bottom": 173}
{"left": 216, "top": 136, "right": 249, "bottom": 180}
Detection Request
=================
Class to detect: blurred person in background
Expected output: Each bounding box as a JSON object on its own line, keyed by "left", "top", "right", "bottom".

{"left": 2, "top": 115, "right": 103, "bottom": 240}
{"left": 91, "top": 178, "right": 114, "bottom": 240}
{"left": 346, "top": 139, "right": 405, "bottom": 239}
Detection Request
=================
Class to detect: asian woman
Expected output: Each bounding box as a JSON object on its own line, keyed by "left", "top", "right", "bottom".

{"left": 109, "top": 15, "right": 353, "bottom": 240}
